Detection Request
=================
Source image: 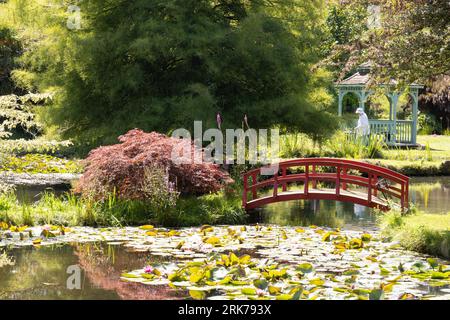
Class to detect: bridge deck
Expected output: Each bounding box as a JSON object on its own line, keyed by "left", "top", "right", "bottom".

{"left": 246, "top": 188, "right": 392, "bottom": 210}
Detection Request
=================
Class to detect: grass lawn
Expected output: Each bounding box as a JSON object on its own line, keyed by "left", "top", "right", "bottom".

{"left": 379, "top": 211, "right": 450, "bottom": 258}
{"left": 381, "top": 135, "right": 450, "bottom": 162}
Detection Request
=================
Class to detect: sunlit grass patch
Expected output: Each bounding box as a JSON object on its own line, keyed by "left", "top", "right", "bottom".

{"left": 379, "top": 210, "right": 450, "bottom": 259}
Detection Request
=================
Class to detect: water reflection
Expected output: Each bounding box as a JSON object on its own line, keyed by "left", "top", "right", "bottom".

{"left": 409, "top": 177, "right": 450, "bottom": 214}
{"left": 252, "top": 199, "right": 377, "bottom": 229}
{"left": 252, "top": 177, "right": 450, "bottom": 228}
{"left": 0, "top": 243, "right": 185, "bottom": 300}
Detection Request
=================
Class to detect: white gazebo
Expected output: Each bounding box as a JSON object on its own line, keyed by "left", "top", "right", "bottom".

{"left": 336, "top": 62, "right": 423, "bottom": 146}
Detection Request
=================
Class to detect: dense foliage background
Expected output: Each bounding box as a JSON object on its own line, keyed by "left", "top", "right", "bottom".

{"left": 0, "top": 0, "right": 448, "bottom": 151}
{"left": 0, "top": 0, "right": 338, "bottom": 150}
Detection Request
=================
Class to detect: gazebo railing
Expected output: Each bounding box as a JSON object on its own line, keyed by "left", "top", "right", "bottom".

{"left": 369, "top": 120, "right": 413, "bottom": 145}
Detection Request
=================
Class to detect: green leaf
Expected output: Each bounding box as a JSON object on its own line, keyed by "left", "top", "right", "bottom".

{"left": 431, "top": 272, "right": 448, "bottom": 279}
{"left": 253, "top": 279, "right": 268, "bottom": 290}
{"left": 369, "top": 289, "right": 384, "bottom": 300}
{"left": 241, "top": 288, "right": 257, "bottom": 295}
{"left": 189, "top": 290, "right": 206, "bottom": 300}
{"left": 121, "top": 273, "right": 140, "bottom": 278}
{"left": 427, "top": 258, "right": 438, "bottom": 269}
{"left": 296, "top": 263, "right": 314, "bottom": 273}
{"left": 268, "top": 286, "right": 281, "bottom": 295}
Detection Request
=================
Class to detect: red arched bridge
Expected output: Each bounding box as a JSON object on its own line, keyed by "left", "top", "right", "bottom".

{"left": 242, "top": 158, "right": 409, "bottom": 212}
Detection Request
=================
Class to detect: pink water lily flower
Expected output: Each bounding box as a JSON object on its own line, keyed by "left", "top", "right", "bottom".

{"left": 144, "top": 266, "right": 154, "bottom": 274}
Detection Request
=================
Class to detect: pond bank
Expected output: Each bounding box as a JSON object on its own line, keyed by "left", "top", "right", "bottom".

{"left": 365, "top": 160, "right": 450, "bottom": 176}
{"left": 0, "top": 172, "right": 81, "bottom": 186}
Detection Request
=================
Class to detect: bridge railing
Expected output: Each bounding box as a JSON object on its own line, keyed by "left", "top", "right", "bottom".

{"left": 242, "top": 158, "right": 409, "bottom": 211}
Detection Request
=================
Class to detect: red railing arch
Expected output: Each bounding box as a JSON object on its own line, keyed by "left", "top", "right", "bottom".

{"left": 242, "top": 158, "right": 409, "bottom": 212}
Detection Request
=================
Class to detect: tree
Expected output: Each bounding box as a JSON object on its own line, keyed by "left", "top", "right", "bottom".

{"left": 1, "top": 0, "right": 337, "bottom": 149}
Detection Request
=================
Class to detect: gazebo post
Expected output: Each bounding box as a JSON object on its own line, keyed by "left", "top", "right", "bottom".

{"left": 358, "top": 91, "right": 365, "bottom": 112}
{"left": 338, "top": 90, "right": 344, "bottom": 116}
{"left": 411, "top": 88, "right": 419, "bottom": 145}
{"left": 391, "top": 93, "right": 399, "bottom": 143}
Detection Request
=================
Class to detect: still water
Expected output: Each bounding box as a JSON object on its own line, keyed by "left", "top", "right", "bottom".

{"left": 1, "top": 177, "right": 449, "bottom": 300}
{"left": 253, "top": 176, "right": 450, "bottom": 229}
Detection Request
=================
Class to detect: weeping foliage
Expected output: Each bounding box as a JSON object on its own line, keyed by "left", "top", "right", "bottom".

{"left": 1, "top": 0, "right": 337, "bottom": 149}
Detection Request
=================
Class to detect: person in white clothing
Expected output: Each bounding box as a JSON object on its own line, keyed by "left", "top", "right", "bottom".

{"left": 355, "top": 107, "right": 370, "bottom": 144}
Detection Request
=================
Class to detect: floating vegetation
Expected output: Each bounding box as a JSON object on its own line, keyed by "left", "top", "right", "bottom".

{"left": 1, "top": 223, "right": 449, "bottom": 300}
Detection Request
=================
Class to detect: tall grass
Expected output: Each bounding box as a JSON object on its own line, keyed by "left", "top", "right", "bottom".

{"left": 325, "top": 132, "right": 385, "bottom": 159}
{"left": 0, "top": 189, "right": 246, "bottom": 228}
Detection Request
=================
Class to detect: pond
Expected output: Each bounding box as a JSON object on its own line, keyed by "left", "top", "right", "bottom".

{"left": 1, "top": 177, "right": 449, "bottom": 300}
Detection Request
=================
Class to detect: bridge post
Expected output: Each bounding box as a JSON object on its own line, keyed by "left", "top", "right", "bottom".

{"left": 368, "top": 173, "right": 372, "bottom": 204}
{"left": 281, "top": 166, "right": 287, "bottom": 192}
{"left": 336, "top": 166, "right": 341, "bottom": 196}
{"left": 342, "top": 168, "right": 347, "bottom": 191}
{"left": 401, "top": 183, "right": 405, "bottom": 210}
{"left": 273, "top": 171, "right": 278, "bottom": 198}
{"left": 251, "top": 172, "right": 257, "bottom": 200}
{"left": 242, "top": 174, "right": 248, "bottom": 208}
{"left": 373, "top": 175, "right": 378, "bottom": 197}
{"left": 312, "top": 165, "right": 317, "bottom": 188}
{"left": 304, "top": 165, "right": 309, "bottom": 195}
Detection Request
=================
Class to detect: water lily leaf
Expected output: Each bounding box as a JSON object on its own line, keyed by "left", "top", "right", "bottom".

{"left": 145, "top": 231, "right": 157, "bottom": 236}
{"left": 309, "top": 278, "right": 325, "bottom": 286}
{"left": 322, "top": 232, "right": 332, "bottom": 242}
{"left": 142, "top": 273, "right": 155, "bottom": 280}
{"left": 139, "top": 225, "right": 154, "bottom": 230}
{"left": 253, "top": 279, "right": 268, "bottom": 290}
{"left": 412, "top": 262, "right": 426, "bottom": 272}
{"left": 153, "top": 268, "right": 162, "bottom": 276}
{"left": 218, "top": 276, "right": 232, "bottom": 285}
{"left": 369, "top": 289, "right": 384, "bottom": 300}
{"left": 352, "top": 288, "right": 371, "bottom": 295}
{"left": 230, "top": 280, "right": 250, "bottom": 286}
{"left": 290, "top": 287, "right": 303, "bottom": 300}
{"left": 431, "top": 272, "right": 448, "bottom": 279}
{"left": 121, "top": 273, "right": 140, "bottom": 278}
{"left": 349, "top": 238, "right": 363, "bottom": 249}
{"left": 0, "top": 222, "right": 8, "bottom": 230}
{"left": 32, "top": 238, "right": 42, "bottom": 245}
{"left": 239, "top": 255, "right": 251, "bottom": 265}
{"left": 296, "top": 263, "right": 314, "bottom": 273}
{"left": 189, "top": 290, "right": 206, "bottom": 300}
{"left": 343, "top": 269, "right": 359, "bottom": 276}
{"left": 334, "top": 242, "right": 348, "bottom": 250}
{"left": 268, "top": 286, "right": 281, "bottom": 295}
{"left": 295, "top": 228, "right": 305, "bottom": 233}
{"left": 204, "top": 237, "right": 221, "bottom": 246}
{"left": 399, "top": 293, "right": 417, "bottom": 300}
{"left": 333, "top": 287, "right": 349, "bottom": 293}
{"left": 40, "top": 229, "right": 56, "bottom": 238}
{"left": 230, "top": 252, "right": 240, "bottom": 264}
{"left": 427, "top": 258, "right": 438, "bottom": 269}
{"left": 361, "top": 233, "right": 372, "bottom": 242}
{"left": 380, "top": 267, "right": 391, "bottom": 275}
{"left": 176, "top": 241, "right": 185, "bottom": 249}
{"left": 276, "top": 294, "right": 293, "bottom": 300}
{"left": 190, "top": 271, "right": 204, "bottom": 283}
{"left": 381, "top": 282, "right": 395, "bottom": 292}
{"left": 241, "top": 288, "right": 257, "bottom": 295}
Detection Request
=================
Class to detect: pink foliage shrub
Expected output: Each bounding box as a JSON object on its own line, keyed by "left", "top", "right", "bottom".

{"left": 75, "top": 129, "right": 233, "bottom": 200}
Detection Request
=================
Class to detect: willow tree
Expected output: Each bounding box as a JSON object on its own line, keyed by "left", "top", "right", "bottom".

{"left": 1, "top": 0, "right": 337, "bottom": 149}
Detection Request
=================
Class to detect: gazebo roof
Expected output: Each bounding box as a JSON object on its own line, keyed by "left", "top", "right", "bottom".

{"left": 336, "top": 62, "right": 423, "bottom": 88}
